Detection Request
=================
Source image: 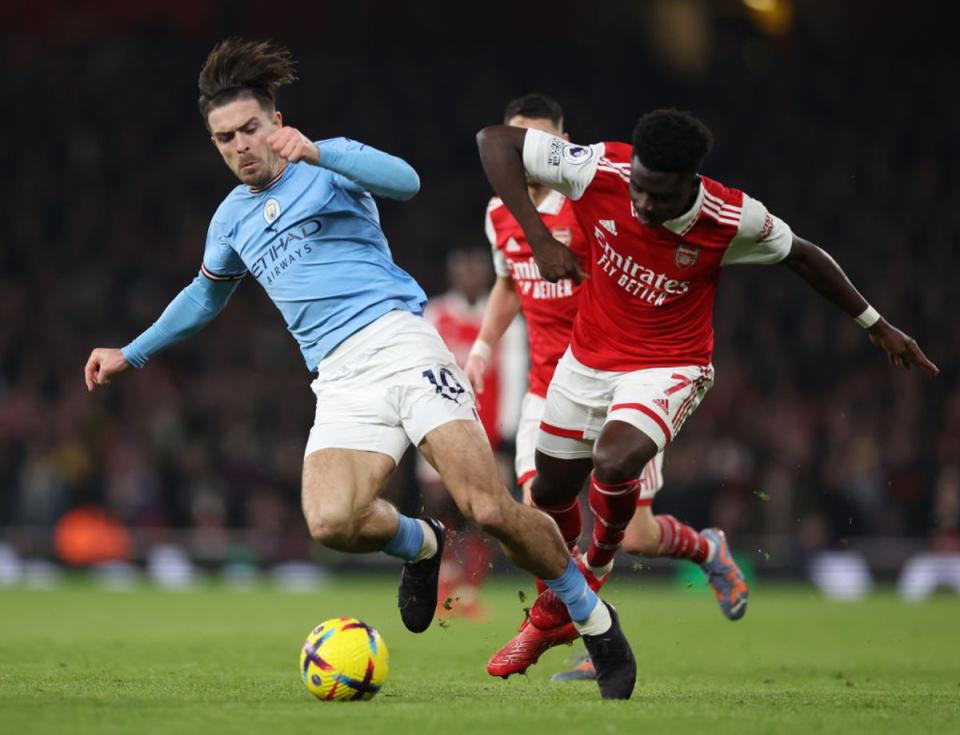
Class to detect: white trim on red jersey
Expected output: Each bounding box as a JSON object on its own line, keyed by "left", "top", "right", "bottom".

{"left": 535, "top": 189, "right": 566, "bottom": 216}
{"left": 655, "top": 180, "right": 792, "bottom": 264}
{"left": 722, "top": 194, "right": 793, "bottom": 265}
{"left": 485, "top": 199, "right": 511, "bottom": 277}
{"left": 662, "top": 181, "right": 744, "bottom": 235}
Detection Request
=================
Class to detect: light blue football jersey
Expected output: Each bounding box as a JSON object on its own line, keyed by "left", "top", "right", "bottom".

{"left": 202, "top": 137, "right": 427, "bottom": 369}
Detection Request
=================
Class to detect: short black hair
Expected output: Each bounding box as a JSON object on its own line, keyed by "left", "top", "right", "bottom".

{"left": 632, "top": 109, "right": 714, "bottom": 172}
{"left": 198, "top": 38, "right": 298, "bottom": 123}
{"left": 503, "top": 93, "right": 564, "bottom": 128}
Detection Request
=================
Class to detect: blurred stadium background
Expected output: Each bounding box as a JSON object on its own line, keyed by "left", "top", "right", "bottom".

{"left": 1, "top": 0, "right": 957, "bottom": 603}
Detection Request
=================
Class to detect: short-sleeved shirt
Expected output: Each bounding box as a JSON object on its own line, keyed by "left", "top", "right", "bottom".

{"left": 521, "top": 129, "right": 793, "bottom": 371}
{"left": 203, "top": 137, "right": 427, "bottom": 369}
{"left": 485, "top": 190, "right": 589, "bottom": 397}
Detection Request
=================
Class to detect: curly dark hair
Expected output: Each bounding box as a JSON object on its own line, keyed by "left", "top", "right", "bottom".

{"left": 503, "top": 93, "right": 564, "bottom": 128}
{"left": 632, "top": 109, "right": 714, "bottom": 172}
{"left": 198, "top": 38, "right": 298, "bottom": 123}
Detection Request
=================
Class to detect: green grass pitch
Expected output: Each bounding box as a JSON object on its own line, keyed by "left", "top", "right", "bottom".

{"left": 1, "top": 574, "right": 958, "bottom": 734}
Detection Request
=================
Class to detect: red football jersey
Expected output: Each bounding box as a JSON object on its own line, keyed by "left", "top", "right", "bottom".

{"left": 485, "top": 190, "right": 590, "bottom": 397}
{"left": 520, "top": 131, "right": 794, "bottom": 372}
{"left": 424, "top": 292, "right": 503, "bottom": 447}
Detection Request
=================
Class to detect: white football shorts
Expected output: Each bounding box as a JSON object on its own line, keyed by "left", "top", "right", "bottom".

{"left": 536, "top": 348, "right": 713, "bottom": 500}
{"left": 518, "top": 389, "right": 665, "bottom": 502}
{"left": 305, "top": 310, "right": 479, "bottom": 464}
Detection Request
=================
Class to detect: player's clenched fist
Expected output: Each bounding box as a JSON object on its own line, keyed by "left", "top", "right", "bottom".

{"left": 84, "top": 348, "right": 130, "bottom": 392}
{"left": 530, "top": 235, "right": 589, "bottom": 284}
{"left": 267, "top": 126, "right": 320, "bottom": 165}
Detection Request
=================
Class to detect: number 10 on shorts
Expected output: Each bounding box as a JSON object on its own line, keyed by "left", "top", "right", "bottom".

{"left": 422, "top": 368, "right": 466, "bottom": 403}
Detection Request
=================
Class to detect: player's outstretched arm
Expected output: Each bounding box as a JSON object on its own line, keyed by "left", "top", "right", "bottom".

{"left": 782, "top": 236, "right": 939, "bottom": 375}
{"left": 477, "top": 126, "right": 586, "bottom": 283}
{"left": 266, "top": 127, "right": 420, "bottom": 201}
{"left": 465, "top": 275, "right": 521, "bottom": 394}
{"left": 84, "top": 274, "right": 242, "bottom": 392}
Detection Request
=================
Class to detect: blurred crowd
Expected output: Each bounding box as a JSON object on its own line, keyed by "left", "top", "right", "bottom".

{"left": 1, "top": 3, "right": 957, "bottom": 569}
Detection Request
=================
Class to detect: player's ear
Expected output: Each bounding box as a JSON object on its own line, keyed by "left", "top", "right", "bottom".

{"left": 273, "top": 109, "right": 283, "bottom": 128}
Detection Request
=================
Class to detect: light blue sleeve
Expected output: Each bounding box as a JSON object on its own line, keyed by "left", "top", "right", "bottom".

{"left": 316, "top": 137, "right": 420, "bottom": 201}
{"left": 121, "top": 274, "right": 240, "bottom": 368}
{"left": 201, "top": 214, "right": 248, "bottom": 278}
{"left": 121, "top": 216, "right": 244, "bottom": 368}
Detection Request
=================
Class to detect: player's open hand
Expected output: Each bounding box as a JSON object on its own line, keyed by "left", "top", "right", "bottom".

{"left": 464, "top": 353, "right": 487, "bottom": 396}
{"left": 267, "top": 126, "right": 320, "bottom": 165}
{"left": 530, "top": 235, "right": 589, "bottom": 284}
{"left": 84, "top": 348, "right": 130, "bottom": 392}
{"left": 868, "top": 320, "right": 939, "bottom": 376}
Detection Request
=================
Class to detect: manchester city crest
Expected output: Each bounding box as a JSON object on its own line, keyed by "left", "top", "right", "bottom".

{"left": 263, "top": 198, "right": 281, "bottom": 224}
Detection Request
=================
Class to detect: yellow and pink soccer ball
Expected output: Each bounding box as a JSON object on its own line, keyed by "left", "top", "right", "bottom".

{"left": 299, "top": 617, "right": 389, "bottom": 701}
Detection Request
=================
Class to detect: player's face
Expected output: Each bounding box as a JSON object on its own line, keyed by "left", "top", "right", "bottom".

{"left": 208, "top": 97, "right": 283, "bottom": 187}
{"left": 629, "top": 158, "right": 699, "bottom": 227}
{"left": 506, "top": 114, "right": 565, "bottom": 139}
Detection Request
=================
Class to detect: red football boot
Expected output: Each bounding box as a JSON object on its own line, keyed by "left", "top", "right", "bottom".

{"left": 486, "top": 619, "right": 579, "bottom": 678}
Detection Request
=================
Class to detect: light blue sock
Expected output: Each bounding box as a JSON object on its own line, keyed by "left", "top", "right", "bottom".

{"left": 543, "top": 557, "right": 601, "bottom": 623}
{"left": 382, "top": 515, "right": 425, "bottom": 561}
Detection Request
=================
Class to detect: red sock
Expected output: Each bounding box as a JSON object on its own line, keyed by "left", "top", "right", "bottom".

{"left": 655, "top": 514, "right": 710, "bottom": 564}
{"left": 532, "top": 498, "right": 582, "bottom": 549}
{"left": 586, "top": 474, "right": 640, "bottom": 569}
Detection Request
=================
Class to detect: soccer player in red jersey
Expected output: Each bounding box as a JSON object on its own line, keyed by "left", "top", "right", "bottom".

{"left": 471, "top": 97, "right": 740, "bottom": 679}
{"left": 466, "top": 94, "right": 601, "bottom": 504}
{"left": 477, "top": 108, "right": 939, "bottom": 677}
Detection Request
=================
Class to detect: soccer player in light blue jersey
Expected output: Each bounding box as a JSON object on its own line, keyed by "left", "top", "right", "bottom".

{"left": 82, "top": 39, "right": 636, "bottom": 697}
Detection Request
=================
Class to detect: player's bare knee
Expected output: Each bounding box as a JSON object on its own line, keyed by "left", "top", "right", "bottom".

{"left": 593, "top": 443, "right": 648, "bottom": 485}
{"left": 593, "top": 447, "right": 642, "bottom": 485}
{"left": 530, "top": 475, "right": 576, "bottom": 508}
{"left": 305, "top": 508, "right": 357, "bottom": 549}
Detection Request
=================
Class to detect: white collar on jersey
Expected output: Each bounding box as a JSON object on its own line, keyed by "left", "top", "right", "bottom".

{"left": 661, "top": 179, "right": 705, "bottom": 236}
{"left": 535, "top": 188, "right": 566, "bottom": 215}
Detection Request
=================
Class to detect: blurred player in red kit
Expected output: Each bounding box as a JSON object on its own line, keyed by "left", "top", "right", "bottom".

{"left": 421, "top": 249, "right": 525, "bottom": 619}
{"left": 477, "top": 107, "right": 938, "bottom": 677}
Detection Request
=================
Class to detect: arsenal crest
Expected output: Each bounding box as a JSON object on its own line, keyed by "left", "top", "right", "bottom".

{"left": 674, "top": 244, "right": 699, "bottom": 269}
{"left": 552, "top": 227, "right": 572, "bottom": 245}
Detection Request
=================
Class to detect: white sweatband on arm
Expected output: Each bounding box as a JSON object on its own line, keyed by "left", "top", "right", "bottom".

{"left": 855, "top": 305, "right": 881, "bottom": 328}
{"left": 469, "top": 340, "right": 493, "bottom": 363}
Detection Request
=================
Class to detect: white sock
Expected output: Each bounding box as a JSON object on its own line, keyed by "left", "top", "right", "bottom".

{"left": 572, "top": 600, "right": 612, "bottom": 637}
{"left": 586, "top": 560, "right": 614, "bottom": 579}
{"left": 703, "top": 538, "right": 718, "bottom": 565}
{"left": 411, "top": 519, "right": 438, "bottom": 562}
